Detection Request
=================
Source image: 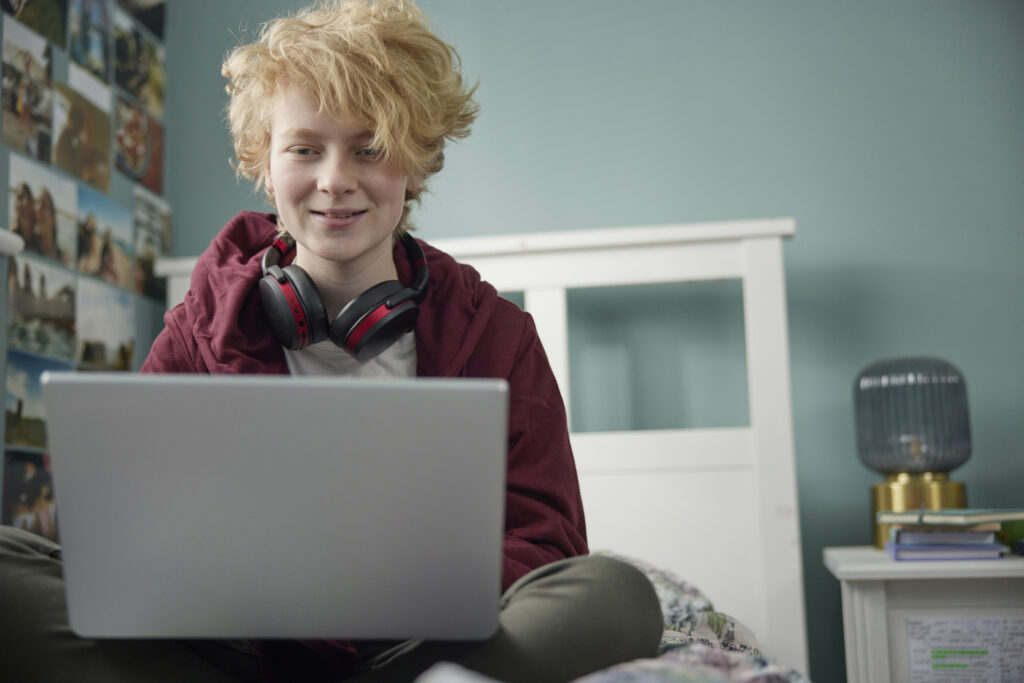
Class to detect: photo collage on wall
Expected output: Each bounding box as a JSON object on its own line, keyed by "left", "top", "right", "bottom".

{"left": 1, "top": 0, "right": 168, "bottom": 542}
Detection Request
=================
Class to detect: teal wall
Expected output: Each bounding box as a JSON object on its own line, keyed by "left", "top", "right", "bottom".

{"left": 163, "top": 2, "right": 1024, "bottom": 681}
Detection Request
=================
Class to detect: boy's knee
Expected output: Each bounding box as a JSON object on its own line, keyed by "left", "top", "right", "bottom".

{"left": 531, "top": 553, "right": 665, "bottom": 652}
{"left": 0, "top": 525, "right": 62, "bottom": 561}
{"left": 577, "top": 555, "right": 663, "bottom": 625}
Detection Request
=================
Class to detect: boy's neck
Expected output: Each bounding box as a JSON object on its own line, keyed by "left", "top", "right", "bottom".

{"left": 294, "top": 244, "right": 399, "bottom": 316}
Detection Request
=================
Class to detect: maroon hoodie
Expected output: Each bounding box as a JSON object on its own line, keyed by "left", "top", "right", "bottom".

{"left": 141, "top": 211, "right": 588, "bottom": 680}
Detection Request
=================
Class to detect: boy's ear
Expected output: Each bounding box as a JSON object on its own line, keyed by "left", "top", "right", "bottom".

{"left": 263, "top": 165, "right": 274, "bottom": 196}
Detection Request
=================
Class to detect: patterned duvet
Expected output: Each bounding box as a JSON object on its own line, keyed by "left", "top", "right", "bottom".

{"left": 416, "top": 553, "right": 814, "bottom": 683}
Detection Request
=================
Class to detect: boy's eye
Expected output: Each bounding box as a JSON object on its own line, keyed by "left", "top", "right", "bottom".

{"left": 356, "top": 147, "right": 381, "bottom": 159}
{"left": 284, "top": 144, "right": 318, "bottom": 157}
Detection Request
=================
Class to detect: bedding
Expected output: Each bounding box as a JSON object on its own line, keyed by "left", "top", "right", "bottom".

{"left": 579, "top": 554, "right": 811, "bottom": 682}
{"left": 415, "top": 553, "right": 812, "bottom": 683}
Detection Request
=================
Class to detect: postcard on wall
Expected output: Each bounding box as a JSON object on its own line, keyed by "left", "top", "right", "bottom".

{"left": 907, "top": 614, "right": 1024, "bottom": 682}
{"left": 132, "top": 184, "right": 169, "bottom": 300}
{"left": 117, "top": 0, "right": 163, "bottom": 40}
{"left": 52, "top": 80, "right": 112, "bottom": 191}
{"left": 113, "top": 7, "right": 164, "bottom": 119}
{"left": 5, "top": 347, "right": 72, "bottom": 449}
{"left": 67, "top": 57, "right": 110, "bottom": 112}
{"left": 7, "top": 254, "right": 76, "bottom": 362}
{"left": 8, "top": 152, "right": 78, "bottom": 267}
{"left": 115, "top": 94, "right": 163, "bottom": 194}
{"left": 2, "top": 448, "right": 58, "bottom": 541}
{"left": 2, "top": 14, "right": 53, "bottom": 161}
{"left": 75, "top": 277, "right": 135, "bottom": 370}
{"left": 77, "top": 184, "right": 133, "bottom": 290}
{"left": 69, "top": 0, "right": 112, "bottom": 82}
{"left": 1, "top": 0, "right": 69, "bottom": 47}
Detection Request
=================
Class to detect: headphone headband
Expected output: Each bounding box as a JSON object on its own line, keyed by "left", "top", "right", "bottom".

{"left": 260, "top": 236, "right": 293, "bottom": 274}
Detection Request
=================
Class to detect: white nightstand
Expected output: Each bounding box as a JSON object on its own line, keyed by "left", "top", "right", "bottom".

{"left": 824, "top": 546, "right": 1024, "bottom": 683}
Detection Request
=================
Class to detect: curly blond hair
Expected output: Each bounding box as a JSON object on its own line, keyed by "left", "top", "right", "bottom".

{"left": 222, "top": 0, "right": 478, "bottom": 231}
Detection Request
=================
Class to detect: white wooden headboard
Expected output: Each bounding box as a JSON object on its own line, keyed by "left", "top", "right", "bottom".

{"left": 156, "top": 217, "right": 808, "bottom": 673}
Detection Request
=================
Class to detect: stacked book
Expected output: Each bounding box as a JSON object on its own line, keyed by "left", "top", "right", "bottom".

{"left": 877, "top": 508, "right": 1024, "bottom": 561}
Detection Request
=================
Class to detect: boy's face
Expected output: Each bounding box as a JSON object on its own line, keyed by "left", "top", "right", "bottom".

{"left": 264, "top": 84, "right": 414, "bottom": 281}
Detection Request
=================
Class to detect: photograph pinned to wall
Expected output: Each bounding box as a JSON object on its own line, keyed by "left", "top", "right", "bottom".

{"left": 4, "top": 347, "right": 72, "bottom": 449}
{"left": 69, "top": 0, "right": 111, "bottom": 82}
{"left": 2, "top": 14, "right": 53, "bottom": 161}
{"left": 113, "top": 6, "right": 163, "bottom": 119}
{"left": 133, "top": 185, "right": 169, "bottom": 301}
{"left": 0, "top": 0, "right": 68, "bottom": 47}
{"left": 7, "top": 254, "right": 76, "bottom": 362}
{"left": 115, "top": 94, "right": 162, "bottom": 194}
{"left": 76, "top": 277, "right": 135, "bottom": 370}
{"left": 8, "top": 152, "right": 78, "bottom": 267}
{"left": 52, "top": 77, "right": 111, "bottom": 191}
{"left": 77, "top": 184, "right": 133, "bottom": 289}
{"left": 117, "top": 0, "right": 162, "bottom": 40}
{"left": 2, "top": 448, "right": 58, "bottom": 541}
{"left": 67, "top": 57, "right": 110, "bottom": 109}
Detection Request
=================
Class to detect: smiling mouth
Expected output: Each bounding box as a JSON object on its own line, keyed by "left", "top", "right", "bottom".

{"left": 315, "top": 210, "right": 367, "bottom": 219}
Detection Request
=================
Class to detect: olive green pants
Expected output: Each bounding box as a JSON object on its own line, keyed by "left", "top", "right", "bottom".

{"left": 0, "top": 526, "right": 663, "bottom": 682}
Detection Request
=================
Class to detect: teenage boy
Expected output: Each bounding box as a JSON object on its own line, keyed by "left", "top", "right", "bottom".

{"left": 0, "top": 2, "right": 662, "bottom": 681}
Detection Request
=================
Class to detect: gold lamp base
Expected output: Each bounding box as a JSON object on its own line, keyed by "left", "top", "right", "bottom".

{"left": 871, "top": 472, "right": 967, "bottom": 549}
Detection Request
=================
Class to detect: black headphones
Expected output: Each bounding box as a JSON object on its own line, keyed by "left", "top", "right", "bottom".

{"left": 259, "top": 232, "right": 429, "bottom": 361}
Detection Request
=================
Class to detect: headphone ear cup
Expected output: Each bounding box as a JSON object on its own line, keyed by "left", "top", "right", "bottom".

{"left": 259, "top": 264, "right": 330, "bottom": 349}
{"left": 329, "top": 280, "right": 419, "bottom": 361}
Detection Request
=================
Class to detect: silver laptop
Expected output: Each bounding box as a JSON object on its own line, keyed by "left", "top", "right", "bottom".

{"left": 41, "top": 372, "right": 508, "bottom": 641}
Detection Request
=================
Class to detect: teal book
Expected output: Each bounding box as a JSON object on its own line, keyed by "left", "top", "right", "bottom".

{"left": 877, "top": 508, "right": 1024, "bottom": 526}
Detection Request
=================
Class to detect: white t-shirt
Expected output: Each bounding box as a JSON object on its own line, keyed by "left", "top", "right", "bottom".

{"left": 282, "top": 331, "right": 416, "bottom": 378}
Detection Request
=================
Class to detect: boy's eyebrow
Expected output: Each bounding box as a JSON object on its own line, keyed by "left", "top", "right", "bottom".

{"left": 276, "top": 127, "right": 375, "bottom": 142}
{"left": 277, "top": 127, "right": 319, "bottom": 139}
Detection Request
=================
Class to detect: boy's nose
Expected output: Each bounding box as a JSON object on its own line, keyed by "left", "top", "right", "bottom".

{"left": 317, "top": 158, "right": 358, "bottom": 196}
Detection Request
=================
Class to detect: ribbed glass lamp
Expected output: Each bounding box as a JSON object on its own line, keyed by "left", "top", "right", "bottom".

{"left": 853, "top": 357, "right": 970, "bottom": 548}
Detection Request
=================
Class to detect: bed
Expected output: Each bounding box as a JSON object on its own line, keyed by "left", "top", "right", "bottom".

{"left": 156, "top": 217, "right": 810, "bottom": 682}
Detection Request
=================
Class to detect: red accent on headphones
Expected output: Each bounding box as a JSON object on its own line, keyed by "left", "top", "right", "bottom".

{"left": 345, "top": 300, "right": 413, "bottom": 352}
{"left": 271, "top": 237, "right": 290, "bottom": 255}
{"left": 278, "top": 278, "right": 310, "bottom": 348}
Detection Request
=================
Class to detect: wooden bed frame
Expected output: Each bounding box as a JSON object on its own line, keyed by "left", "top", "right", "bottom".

{"left": 156, "top": 217, "right": 808, "bottom": 672}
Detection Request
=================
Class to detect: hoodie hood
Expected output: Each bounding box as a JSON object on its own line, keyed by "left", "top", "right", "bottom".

{"left": 400, "top": 238, "right": 499, "bottom": 377}
{"left": 171, "top": 210, "right": 499, "bottom": 375}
